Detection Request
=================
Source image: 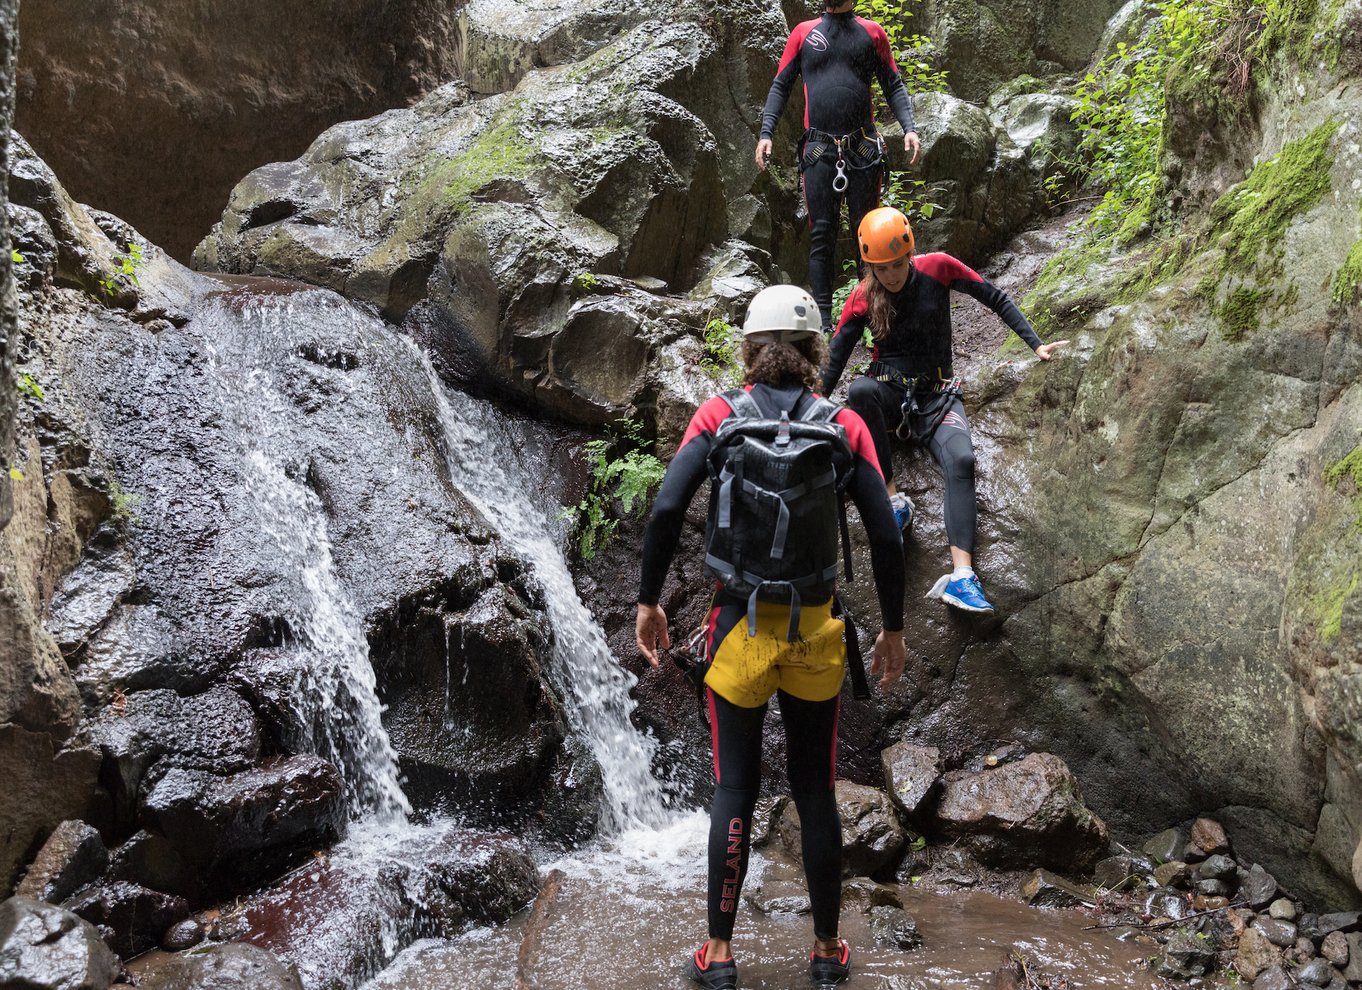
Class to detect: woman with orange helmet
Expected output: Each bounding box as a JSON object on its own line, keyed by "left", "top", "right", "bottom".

{"left": 819, "top": 206, "right": 1069, "bottom": 615}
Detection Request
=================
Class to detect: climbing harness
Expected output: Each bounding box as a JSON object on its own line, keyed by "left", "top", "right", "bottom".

{"left": 832, "top": 139, "right": 849, "bottom": 193}
{"left": 864, "top": 362, "right": 963, "bottom": 442}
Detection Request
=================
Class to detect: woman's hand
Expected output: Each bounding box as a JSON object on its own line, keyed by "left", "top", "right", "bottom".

{"left": 1035, "top": 339, "right": 1071, "bottom": 361}
{"left": 636, "top": 603, "right": 670, "bottom": 667}
{"left": 904, "top": 131, "right": 921, "bottom": 165}
{"left": 870, "top": 629, "right": 906, "bottom": 692}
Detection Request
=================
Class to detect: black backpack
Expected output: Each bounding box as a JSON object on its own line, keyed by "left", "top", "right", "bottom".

{"left": 703, "top": 388, "right": 855, "bottom": 644}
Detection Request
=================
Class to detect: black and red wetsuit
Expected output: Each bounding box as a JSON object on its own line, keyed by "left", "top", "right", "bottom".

{"left": 820, "top": 254, "right": 1043, "bottom": 554}
{"left": 760, "top": 9, "right": 917, "bottom": 329}
{"left": 638, "top": 382, "right": 904, "bottom": 944}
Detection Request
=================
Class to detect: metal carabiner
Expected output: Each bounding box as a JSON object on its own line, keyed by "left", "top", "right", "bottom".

{"left": 831, "top": 137, "right": 849, "bottom": 193}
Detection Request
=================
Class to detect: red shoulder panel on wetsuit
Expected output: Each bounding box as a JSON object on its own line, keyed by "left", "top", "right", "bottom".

{"left": 678, "top": 386, "right": 757, "bottom": 453}
{"left": 833, "top": 283, "right": 868, "bottom": 338}
{"left": 834, "top": 406, "right": 883, "bottom": 479}
{"left": 777, "top": 19, "right": 817, "bottom": 74}
{"left": 915, "top": 252, "right": 981, "bottom": 286}
{"left": 856, "top": 17, "right": 899, "bottom": 71}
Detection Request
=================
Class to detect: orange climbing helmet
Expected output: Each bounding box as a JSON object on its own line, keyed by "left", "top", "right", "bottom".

{"left": 858, "top": 207, "right": 915, "bottom": 264}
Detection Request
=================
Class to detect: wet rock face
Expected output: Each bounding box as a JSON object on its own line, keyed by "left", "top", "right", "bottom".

{"left": 0, "top": 895, "right": 120, "bottom": 990}
{"left": 14, "top": 821, "right": 108, "bottom": 905}
{"left": 919, "top": 0, "right": 1129, "bottom": 103}
{"left": 935, "top": 753, "right": 1109, "bottom": 872}
{"left": 63, "top": 881, "right": 188, "bottom": 959}
{"left": 128, "top": 942, "right": 302, "bottom": 990}
{"left": 15, "top": 0, "right": 468, "bottom": 259}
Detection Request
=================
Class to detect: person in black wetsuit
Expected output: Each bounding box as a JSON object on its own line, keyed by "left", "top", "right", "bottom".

{"left": 756, "top": 0, "right": 922, "bottom": 331}
{"left": 635, "top": 285, "right": 906, "bottom": 990}
{"left": 820, "top": 207, "right": 1069, "bottom": 615}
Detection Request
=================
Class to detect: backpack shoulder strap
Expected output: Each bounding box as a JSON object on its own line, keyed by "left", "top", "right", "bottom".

{"left": 799, "top": 396, "right": 843, "bottom": 425}
{"left": 721, "top": 388, "right": 763, "bottom": 421}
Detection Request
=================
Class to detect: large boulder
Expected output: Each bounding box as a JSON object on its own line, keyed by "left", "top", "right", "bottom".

{"left": 918, "top": 0, "right": 1130, "bottom": 103}
{"left": 127, "top": 943, "right": 302, "bottom": 990}
{"left": 935, "top": 753, "right": 1109, "bottom": 872}
{"left": 0, "top": 896, "right": 119, "bottom": 990}
{"left": 14, "top": 821, "right": 108, "bottom": 905}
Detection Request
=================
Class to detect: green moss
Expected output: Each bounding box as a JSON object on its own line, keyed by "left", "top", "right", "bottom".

{"left": 1325, "top": 444, "right": 1362, "bottom": 490}
{"left": 1331, "top": 226, "right": 1362, "bottom": 305}
{"left": 1215, "top": 285, "right": 1269, "bottom": 340}
{"left": 422, "top": 117, "right": 537, "bottom": 213}
{"left": 1252, "top": 0, "right": 1321, "bottom": 64}
{"left": 1210, "top": 118, "right": 1342, "bottom": 274}
{"left": 1313, "top": 570, "right": 1359, "bottom": 641}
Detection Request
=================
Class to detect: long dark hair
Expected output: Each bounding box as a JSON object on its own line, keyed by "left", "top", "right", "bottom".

{"left": 860, "top": 269, "right": 899, "bottom": 341}
{"left": 742, "top": 335, "right": 828, "bottom": 389}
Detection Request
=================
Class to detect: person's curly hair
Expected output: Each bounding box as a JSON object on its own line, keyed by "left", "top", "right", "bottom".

{"left": 742, "top": 335, "right": 829, "bottom": 389}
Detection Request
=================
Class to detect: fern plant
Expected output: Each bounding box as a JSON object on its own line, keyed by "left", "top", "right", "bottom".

{"left": 562, "top": 419, "right": 666, "bottom": 560}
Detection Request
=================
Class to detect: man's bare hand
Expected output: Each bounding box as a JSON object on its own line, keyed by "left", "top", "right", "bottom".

{"left": 1036, "top": 339, "right": 1071, "bottom": 361}
{"left": 869, "top": 630, "right": 906, "bottom": 692}
{"left": 636, "top": 603, "right": 670, "bottom": 667}
{"left": 904, "top": 131, "right": 921, "bottom": 165}
{"left": 755, "top": 138, "right": 773, "bottom": 169}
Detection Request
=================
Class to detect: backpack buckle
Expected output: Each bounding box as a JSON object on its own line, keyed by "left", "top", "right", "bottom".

{"left": 775, "top": 410, "right": 791, "bottom": 447}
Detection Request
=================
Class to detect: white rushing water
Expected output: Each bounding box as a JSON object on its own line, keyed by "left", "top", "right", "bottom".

{"left": 203, "top": 294, "right": 410, "bottom": 821}
{"left": 414, "top": 347, "right": 674, "bottom": 834}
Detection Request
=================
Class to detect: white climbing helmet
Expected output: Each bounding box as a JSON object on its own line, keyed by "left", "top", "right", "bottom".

{"left": 741, "top": 284, "right": 820, "bottom": 344}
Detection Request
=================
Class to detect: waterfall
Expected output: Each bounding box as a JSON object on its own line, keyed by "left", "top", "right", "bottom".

{"left": 203, "top": 294, "right": 410, "bottom": 821}
{"left": 414, "top": 348, "right": 672, "bottom": 833}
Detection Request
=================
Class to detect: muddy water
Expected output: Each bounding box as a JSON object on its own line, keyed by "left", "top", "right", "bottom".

{"left": 365, "top": 818, "right": 1175, "bottom": 990}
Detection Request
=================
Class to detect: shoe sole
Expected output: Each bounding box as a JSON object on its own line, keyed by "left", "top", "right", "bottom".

{"left": 940, "top": 592, "right": 994, "bottom": 614}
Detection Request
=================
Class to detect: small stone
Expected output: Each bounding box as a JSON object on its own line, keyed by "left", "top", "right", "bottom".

{"left": 161, "top": 918, "right": 205, "bottom": 951}
{"left": 15, "top": 822, "right": 110, "bottom": 905}
{"left": 1237, "top": 926, "right": 1282, "bottom": 980}
{"left": 1143, "top": 828, "right": 1184, "bottom": 864}
{"left": 1197, "top": 854, "right": 1238, "bottom": 881}
{"left": 1190, "top": 818, "right": 1230, "bottom": 855}
{"left": 1156, "top": 930, "right": 1215, "bottom": 979}
{"left": 842, "top": 878, "right": 903, "bottom": 911}
{"left": 1182, "top": 840, "right": 1209, "bottom": 863}
{"left": 1298, "top": 913, "right": 1321, "bottom": 941}
{"left": 1094, "top": 854, "right": 1141, "bottom": 892}
{"left": 1344, "top": 932, "right": 1362, "bottom": 982}
{"left": 1154, "top": 861, "right": 1190, "bottom": 888}
{"left": 1296, "top": 958, "right": 1334, "bottom": 986}
{"left": 1323, "top": 975, "right": 1347, "bottom": 990}
{"left": 1320, "top": 930, "right": 1348, "bottom": 966}
{"left": 1256, "top": 918, "right": 1299, "bottom": 948}
{"left": 1020, "top": 869, "right": 1095, "bottom": 909}
{"left": 1252, "top": 964, "right": 1295, "bottom": 990}
{"left": 869, "top": 905, "right": 922, "bottom": 951}
{"left": 1192, "top": 895, "right": 1230, "bottom": 912}
{"left": 1290, "top": 936, "right": 1317, "bottom": 963}
{"left": 1317, "top": 912, "right": 1361, "bottom": 936}
{"left": 1143, "top": 888, "right": 1191, "bottom": 923}
{"left": 1195, "top": 879, "right": 1230, "bottom": 897}
{"left": 1268, "top": 898, "right": 1298, "bottom": 921}
{"left": 1243, "top": 864, "right": 1278, "bottom": 909}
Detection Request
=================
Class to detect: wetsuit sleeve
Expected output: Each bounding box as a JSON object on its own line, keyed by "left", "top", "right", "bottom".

{"left": 637, "top": 397, "right": 729, "bottom": 605}
{"left": 819, "top": 284, "right": 868, "bottom": 394}
{"left": 953, "top": 276, "right": 1043, "bottom": 351}
{"left": 866, "top": 21, "right": 916, "bottom": 134}
{"left": 837, "top": 408, "right": 904, "bottom": 630}
{"left": 760, "top": 23, "right": 810, "bottom": 140}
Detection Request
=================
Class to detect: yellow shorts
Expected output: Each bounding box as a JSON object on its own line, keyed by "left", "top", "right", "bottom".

{"left": 703, "top": 597, "right": 846, "bottom": 708}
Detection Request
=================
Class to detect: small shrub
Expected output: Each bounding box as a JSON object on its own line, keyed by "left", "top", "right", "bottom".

{"left": 700, "top": 317, "right": 742, "bottom": 384}
{"left": 562, "top": 419, "right": 665, "bottom": 560}
{"left": 99, "top": 242, "right": 145, "bottom": 298}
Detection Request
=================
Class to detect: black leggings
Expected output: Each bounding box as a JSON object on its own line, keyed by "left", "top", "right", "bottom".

{"left": 706, "top": 688, "right": 843, "bottom": 941}
{"left": 846, "top": 377, "right": 978, "bottom": 553}
{"left": 803, "top": 141, "right": 880, "bottom": 329}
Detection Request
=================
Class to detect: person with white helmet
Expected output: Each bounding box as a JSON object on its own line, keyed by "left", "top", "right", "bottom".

{"left": 820, "top": 207, "right": 1070, "bottom": 615}
{"left": 636, "top": 284, "right": 907, "bottom": 990}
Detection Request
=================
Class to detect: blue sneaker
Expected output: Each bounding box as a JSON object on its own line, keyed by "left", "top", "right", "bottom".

{"left": 927, "top": 572, "right": 995, "bottom": 614}
{"left": 890, "top": 493, "right": 914, "bottom": 534}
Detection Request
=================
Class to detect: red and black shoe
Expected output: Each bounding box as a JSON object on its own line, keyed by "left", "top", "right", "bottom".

{"left": 684, "top": 942, "right": 738, "bottom": 990}
{"left": 809, "top": 939, "right": 851, "bottom": 988}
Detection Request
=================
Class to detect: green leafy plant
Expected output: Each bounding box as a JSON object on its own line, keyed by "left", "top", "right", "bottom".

{"left": 700, "top": 317, "right": 742, "bottom": 384}
{"left": 108, "top": 480, "right": 143, "bottom": 527}
{"left": 571, "top": 271, "right": 601, "bottom": 295}
{"left": 99, "top": 242, "right": 145, "bottom": 297}
{"left": 10, "top": 249, "right": 23, "bottom": 264}
{"left": 1067, "top": 1, "right": 1251, "bottom": 240}
{"left": 16, "top": 372, "right": 43, "bottom": 401}
{"left": 860, "top": 0, "right": 949, "bottom": 95}
{"left": 562, "top": 419, "right": 666, "bottom": 560}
